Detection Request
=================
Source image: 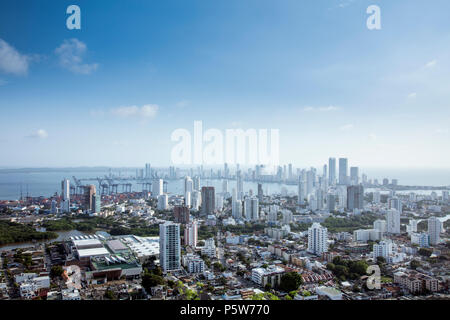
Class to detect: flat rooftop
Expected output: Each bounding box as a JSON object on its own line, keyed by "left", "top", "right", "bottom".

{"left": 107, "top": 240, "right": 128, "bottom": 252}
{"left": 77, "top": 247, "right": 110, "bottom": 258}
{"left": 73, "top": 239, "right": 103, "bottom": 248}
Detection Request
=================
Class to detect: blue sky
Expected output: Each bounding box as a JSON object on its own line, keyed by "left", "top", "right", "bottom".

{"left": 0, "top": 0, "right": 449, "bottom": 168}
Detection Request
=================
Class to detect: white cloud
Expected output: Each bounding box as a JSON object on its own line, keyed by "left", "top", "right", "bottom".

{"left": 303, "top": 105, "right": 340, "bottom": 112}
{"left": 27, "top": 129, "right": 48, "bottom": 139}
{"left": 0, "top": 39, "right": 30, "bottom": 75}
{"left": 55, "top": 39, "right": 98, "bottom": 74}
{"left": 339, "top": 124, "right": 354, "bottom": 131}
{"left": 424, "top": 60, "right": 437, "bottom": 68}
{"left": 408, "top": 92, "right": 417, "bottom": 99}
{"left": 368, "top": 133, "right": 377, "bottom": 141}
{"left": 111, "top": 104, "right": 159, "bottom": 119}
{"left": 176, "top": 100, "right": 189, "bottom": 108}
{"left": 338, "top": 0, "right": 355, "bottom": 8}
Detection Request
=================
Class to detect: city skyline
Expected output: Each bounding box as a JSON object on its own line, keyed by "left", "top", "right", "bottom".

{"left": 1, "top": 0, "right": 450, "bottom": 168}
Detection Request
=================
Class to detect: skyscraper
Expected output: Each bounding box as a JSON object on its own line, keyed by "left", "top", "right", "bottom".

{"left": 193, "top": 176, "right": 200, "bottom": 191}
{"left": 428, "top": 216, "right": 442, "bottom": 245}
{"left": 306, "top": 170, "right": 314, "bottom": 195}
{"left": 308, "top": 223, "right": 328, "bottom": 255}
{"left": 92, "top": 193, "right": 101, "bottom": 214}
{"left": 61, "top": 179, "right": 70, "bottom": 213}
{"left": 222, "top": 179, "right": 228, "bottom": 194}
{"left": 347, "top": 185, "right": 364, "bottom": 211}
{"left": 257, "top": 183, "right": 263, "bottom": 202}
{"left": 83, "top": 185, "right": 96, "bottom": 212}
{"left": 338, "top": 158, "right": 348, "bottom": 185}
{"left": 160, "top": 221, "right": 181, "bottom": 272}
{"left": 386, "top": 209, "right": 400, "bottom": 234}
{"left": 201, "top": 186, "right": 215, "bottom": 216}
{"left": 145, "top": 163, "right": 152, "bottom": 178}
{"left": 184, "top": 220, "right": 198, "bottom": 247}
{"left": 184, "top": 176, "right": 193, "bottom": 194}
{"left": 328, "top": 157, "right": 336, "bottom": 186}
{"left": 61, "top": 179, "right": 70, "bottom": 201}
{"left": 298, "top": 178, "right": 306, "bottom": 205}
{"left": 157, "top": 194, "right": 169, "bottom": 210}
{"left": 389, "top": 196, "right": 402, "bottom": 215}
{"left": 244, "top": 197, "right": 259, "bottom": 221}
{"left": 315, "top": 188, "right": 324, "bottom": 210}
{"left": 327, "top": 193, "right": 336, "bottom": 212}
{"left": 224, "top": 163, "right": 229, "bottom": 179}
{"left": 236, "top": 170, "right": 243, "bottom": 199}
{"left": 350, "top": 167, "right": 359, "bottom": 185}
{"left": 373, "top": 190, "right": 381, "bottom": 204}
{"left": 174, "top": 205, "right": 190, "bottom": 224}
{"left": 152, "top": 179, "right": 164, "bottom": 198}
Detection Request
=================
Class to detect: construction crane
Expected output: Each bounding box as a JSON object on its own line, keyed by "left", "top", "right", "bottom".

{"left": 137, "top": 181, "right": 151, "bottom": 192}
{"left": 72, "top": 176, "right": 85, "bottom": 195}
{"left": 104, "top": 175, "right": 118, "bottom": 194}
{"left": 97, "top": 178, "right": 109, "bottom": 195}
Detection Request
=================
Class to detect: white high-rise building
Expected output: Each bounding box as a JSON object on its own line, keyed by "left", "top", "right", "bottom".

{"left": 442, "top": 191, "right": 449, "bottom": 202}
{"left": 298, "top": 178, "right": 306, "bottom": 205}
{"left": 232, "top": 199, "right": 243, "bottom": 220}
{"left": 350, "top": 167, "right": 359, "bottom": 185}
{"left": 327, "top": 193, "right": 336, "bottom": 212}
{"left": 307, "top": 223, "right": 328, "bottom": 255}
{"left": 315, "top": 188, "right": 324, "bottom": 210}
{"left": 244, "top": 197, "right": 259, "bottom": 222}
{"left": 372, "top": 240, "right": 393, "bottom": 260}
{"left": 328, "top": 157, "right": 336, "bottom": 186}
{"left": 373, "top": 190, "right": 381, "bottom": 204}
{"left": 407, "top": 219, "right": 418, "bottom": 235}
{"left": 157, "top": 194, "right": 168, "bottom": 210}
{"left": 160, "top": 221, "right": 181, "bottom": 272}
{"left": 373, "top": 219, "right": 387, "bottom": 233}
{"left": 267, "top": 206, "right": 278, "bottom": 223}
{"left": 61, "top": 179, "right": 70, "bottom": 213}
{"left": 428, "top": 216, "right": 442, "bottom": 245}
{"left": 201, "top": 238, "right": 216, "bottom": 258}
{"left": 191, "top": 190, "right": 201, "bottom": 211}
{"left": 152, "top": 179, "right": 164, "bottom": 198}
{"left": 389, "top": 197, "right": 402, "bottom": 215}
{"left": 236, "top": 170, "right": 244, "bottom": 200}
{"left": 215, "top": 194, "right": 224, "bottom": 211}
{"left": 222, "top": 179, "right": 228, "bottom": 194}
{"left": 193, "top": 176, "right": 201, "bottom": 191}
{"left": 309, "top": 194, "right": 317, "bottom": 211}
{"left": 184, "top": 176, "right": 194, "bottom": 194}
{"left": 145, "top": 163, "right": 152, "bottom": 178}
{"left": 386, "top": 209, "right": 401, "bottom": 234}
{"left": 184, "top": 220, "right": 198, "bottom": 247}
{"left": 338, "top": 158, "right": 348, "bottom": 185}
{"left": 184, "top": 191, "right": 191, "bottom": 208}
{"left": 282, "top": 210, "right": 293, "bottom": 225}
{"left": 306, "top": 170, "right": 314, "bottom": 195}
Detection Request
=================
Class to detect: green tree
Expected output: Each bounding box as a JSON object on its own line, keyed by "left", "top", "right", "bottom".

{"left": 50, "top": 265, "right": 64, "bottom": 278}
{"left": 279, "top": 272, "right": 303, "bottom": 292}
{"left": 141, "top": 272, "right": 164, "bottom": 292}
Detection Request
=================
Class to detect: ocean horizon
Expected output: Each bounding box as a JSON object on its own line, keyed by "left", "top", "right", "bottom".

{"left": 0, "top": 166, "right": 449, "bottom": 201}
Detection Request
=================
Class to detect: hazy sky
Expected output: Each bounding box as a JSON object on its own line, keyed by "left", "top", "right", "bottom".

{"left": 0, "top": 0, "right": 449, "bottom": 169}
